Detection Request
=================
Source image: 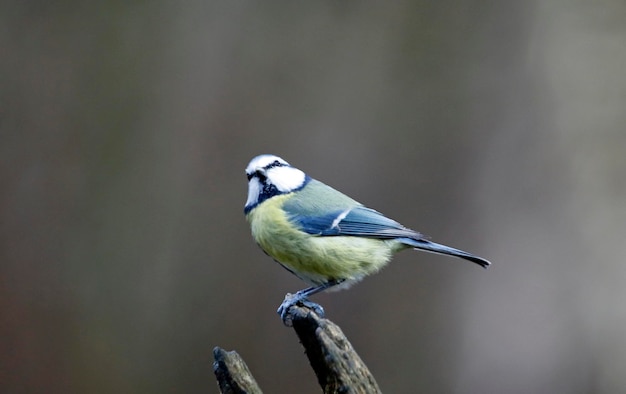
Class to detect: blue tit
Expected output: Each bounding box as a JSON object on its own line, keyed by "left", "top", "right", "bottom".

{"left": 244, "top": 154, "right": 490, "bottom": 324}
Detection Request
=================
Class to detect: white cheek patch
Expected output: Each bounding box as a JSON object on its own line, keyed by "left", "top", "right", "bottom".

{"left": 268, "top": 167, "right": 306, "bottom": 193}
{"left": 246, "top": 178, "right": 262, "bottom": 207}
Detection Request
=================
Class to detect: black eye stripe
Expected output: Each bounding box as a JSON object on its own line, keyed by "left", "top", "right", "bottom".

{"left": 247, "top": 171, "right": 265, "bottom": 181}
{"left": 246, "top": 159, "right": 287, "bottom": 180}
{"left": 264, "top": 160, "right": 286, "bottom": 170}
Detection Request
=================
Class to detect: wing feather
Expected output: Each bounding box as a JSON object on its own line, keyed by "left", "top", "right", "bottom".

{"left": 288, "top": 205, "right": 422, "bottom": 240}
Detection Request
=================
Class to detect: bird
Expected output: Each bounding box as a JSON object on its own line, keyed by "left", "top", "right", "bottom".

{"left": 244, "top": 154, "right": 490, "bottom": 325}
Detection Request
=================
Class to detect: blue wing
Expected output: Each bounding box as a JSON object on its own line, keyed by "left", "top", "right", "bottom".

{"left": 283, "top": 192, "right": 491, "bottom": 268}
{"left": 287, "top": 205, "right": 422, "bottom": 240}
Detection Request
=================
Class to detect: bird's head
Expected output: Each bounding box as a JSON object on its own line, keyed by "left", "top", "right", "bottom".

{"left": 244, "top": 154, "right": 309, "bottom": 213}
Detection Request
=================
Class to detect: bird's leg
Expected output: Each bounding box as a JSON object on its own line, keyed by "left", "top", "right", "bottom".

{"left": 277, "top": 279, "right": 344, "bottom": 326}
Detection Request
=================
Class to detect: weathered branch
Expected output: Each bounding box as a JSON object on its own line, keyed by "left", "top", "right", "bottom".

{"left": 213, "top": 347, "right": 263, "bottom": 394}
{"left": 213, "top": 304, "right": 381, "bottom": 394}
{"left": 289, "top": 304, "right": 381, "bottom": 393}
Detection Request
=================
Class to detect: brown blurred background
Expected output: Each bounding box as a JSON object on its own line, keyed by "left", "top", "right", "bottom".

{"left": 2, "top": 1, "right": 626, "bottom": 393}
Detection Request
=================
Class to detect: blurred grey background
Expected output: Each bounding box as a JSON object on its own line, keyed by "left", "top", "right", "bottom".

{"left": 2, "top": 1, "right": 626, "bottom": 393}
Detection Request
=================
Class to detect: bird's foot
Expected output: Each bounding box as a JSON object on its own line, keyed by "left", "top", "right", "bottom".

{"left": 277, "top": 292, "right": 325, "bottom": 327}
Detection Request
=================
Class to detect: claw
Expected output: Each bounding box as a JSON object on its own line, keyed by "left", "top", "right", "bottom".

{"left": 300, "top": 299, "right": 325, "bottom": 317}
{"left": 277, "top": 292, "right": 325, "bottom": 326}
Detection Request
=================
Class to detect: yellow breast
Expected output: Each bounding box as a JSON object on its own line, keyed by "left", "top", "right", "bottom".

{"left": 246, "top": 194, "right": 395, "bottom": 285}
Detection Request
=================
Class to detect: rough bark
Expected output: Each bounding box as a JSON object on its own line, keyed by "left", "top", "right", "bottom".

{"left": 213, "top": 304, "right": 381, "bottom": 394}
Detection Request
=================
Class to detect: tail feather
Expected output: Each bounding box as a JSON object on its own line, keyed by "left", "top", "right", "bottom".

{"left": 400, "top": 238, "right": 491, "bottom": 268}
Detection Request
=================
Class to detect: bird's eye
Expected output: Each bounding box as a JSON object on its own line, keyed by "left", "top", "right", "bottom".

{"left": 256, "top": 170, "right": 267, "bottom": 182}
{"left": 247, "top": 171, "right": 266, "bottom": 181}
